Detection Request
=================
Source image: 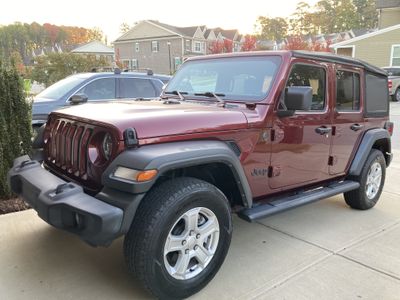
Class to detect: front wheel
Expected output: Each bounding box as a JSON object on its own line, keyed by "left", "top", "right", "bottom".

{"left": 124, "top": 177, "right": 232, "bottom": 299}
{"left": 344, "top": 149, "right": 386, "bottom": 210}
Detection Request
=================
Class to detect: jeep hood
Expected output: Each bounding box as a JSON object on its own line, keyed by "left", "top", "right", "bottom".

{"left": 52, "top": 101, "right": 248, "bottom": 140}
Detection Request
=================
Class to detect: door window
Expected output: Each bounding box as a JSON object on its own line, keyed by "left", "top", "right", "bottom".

{"left": 336, "top": 70, "right": 360, "bottom": 111}
{"left": 77, "top": 78, "right": 116, "bottom": 100}
{"left": 286, "top": 64, "right": 326, "bottom": 111}
{"left": 119, "top": 78, "right": 157, "bottom": 98}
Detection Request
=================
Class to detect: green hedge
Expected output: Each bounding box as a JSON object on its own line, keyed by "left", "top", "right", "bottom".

{"left": 0, "top": 62, "right": 32, "bottom": 199}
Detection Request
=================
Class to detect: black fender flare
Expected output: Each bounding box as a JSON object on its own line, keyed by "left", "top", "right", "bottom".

{"left": 349, "top": 128, "right": 392, "bottom": 176}
{"left": 102, "top": 140, "right": 253, "bottom": 208}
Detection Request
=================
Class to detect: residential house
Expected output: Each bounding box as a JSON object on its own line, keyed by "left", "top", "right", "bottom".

{"left": 113, "top": 20, "right": 242, "bottom": 74}
{"left": 71, "top": 41, "right": 114, "bottom": 63}
{"left": 377, "top": 0, "right": 400, "bottom": 29}
{"left": 29, "top": 44, "right": 66, "bottom": 64}
{"left": 330, "top": 0, "right": 400, "bottom": 67}
{"left": 275, "top": 31, "right": 353, "bottom": 50}
{"left": 256, "top": 40, "right": 278, "bottom": 50}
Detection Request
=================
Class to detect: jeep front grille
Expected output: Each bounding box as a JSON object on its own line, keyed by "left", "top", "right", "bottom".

{"left": 47, "top": 119, "right": 93, "bottom": 179}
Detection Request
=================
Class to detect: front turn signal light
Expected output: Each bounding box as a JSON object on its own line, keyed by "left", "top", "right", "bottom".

{"left": 114, "top": 167, "right": 158, "bottom": 182}
{"left": 136, "top": 170, "right": 158, "bottom": 182}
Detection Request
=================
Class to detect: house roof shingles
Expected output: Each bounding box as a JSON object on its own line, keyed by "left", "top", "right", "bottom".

{"left": 115, "top": 20, "right": 241, "bottom": 42}
{"left": 178, "top": 26, "right": 200, "bottom": 37}
{"left": 71, "top": 41, "right": 114, "bottom": 54}
{"left": 331, "top": 24, "right": 400, "bottom": 47}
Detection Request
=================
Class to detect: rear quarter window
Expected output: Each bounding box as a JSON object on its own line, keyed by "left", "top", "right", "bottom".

{"left": 365, "top": 72, "right": 389, "bottom": 117}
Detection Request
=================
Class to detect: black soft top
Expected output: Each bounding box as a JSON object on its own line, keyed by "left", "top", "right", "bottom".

{"left": 291, "top": 50, "right": 388, "bottom": 77}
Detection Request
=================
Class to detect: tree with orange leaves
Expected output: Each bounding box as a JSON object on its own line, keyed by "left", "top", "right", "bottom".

{"left": 284, "top": 36, "right": 332, "bottom": 52}
{"left": 208, "top": 39, "right": 234, "bottom": 54}
{"left": 240, "top": 35, "right": 257, "bottom": 52}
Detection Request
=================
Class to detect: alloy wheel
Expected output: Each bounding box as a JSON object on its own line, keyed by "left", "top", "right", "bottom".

{"left": 163, "top": 207, "right": 220, "bottom": 280}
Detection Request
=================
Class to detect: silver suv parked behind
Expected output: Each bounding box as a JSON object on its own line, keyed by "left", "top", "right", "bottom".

{"left": 383, "top": 67, "right": 400, "bottom": 101}
{"left": 32, "top": 69, "right": 171, "bottom": 128}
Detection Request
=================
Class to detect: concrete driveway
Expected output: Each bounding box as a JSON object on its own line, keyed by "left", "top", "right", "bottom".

{"left": 1, "top": 104, "right": 400, "bottom": 300}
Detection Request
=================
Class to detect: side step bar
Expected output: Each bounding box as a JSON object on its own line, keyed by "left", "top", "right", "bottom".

{"left": 238, "top": 180, "right": 360, "bottom": 222}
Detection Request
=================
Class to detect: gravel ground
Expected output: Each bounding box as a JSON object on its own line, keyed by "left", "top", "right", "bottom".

{"left": 0, "top": 197, "right": 30, "bottom": 215}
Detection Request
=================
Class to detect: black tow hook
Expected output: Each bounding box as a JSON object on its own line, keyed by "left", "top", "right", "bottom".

{"left": 19, "top": 160, "right": 36, "bottom": 169}
{"left": 55, "top": 183, "right": 74, "bottom": 194}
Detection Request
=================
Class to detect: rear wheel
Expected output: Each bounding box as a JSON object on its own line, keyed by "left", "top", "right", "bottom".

{"left": 395, "top": 88, "right": 400, "bottom": 102}
{"left": 344, "top": 149, "right": 386, "bottom": 210}
{"left": 124, "top": 177, "right": 232, "bottom": 299}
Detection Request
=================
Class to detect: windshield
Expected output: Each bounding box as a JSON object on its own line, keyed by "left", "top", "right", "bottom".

{"left": 35, "top": 75, "right": 87, "bottom": 101}
{"left": 165, "top": 56, "right": 281, "bottom": 102}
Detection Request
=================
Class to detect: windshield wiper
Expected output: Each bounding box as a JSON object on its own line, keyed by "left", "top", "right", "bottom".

{"left": 163, "top": 90, "right": 188, "bottom": 101}
{"left": 194, "top": 92, "right": 225, "bottom": 105}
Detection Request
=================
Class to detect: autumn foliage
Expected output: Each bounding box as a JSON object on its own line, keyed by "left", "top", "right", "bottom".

{"left": 241, "top": 35, "right": 257, "bottom": 52}
{"left": 284, "top": 36, "right": 333, "bottom": 52}
{"left": 0, "top": 22, "right": 104, "bottom": 65}
{"left": 208, "top": 39, "right": 234, "bottom": 54}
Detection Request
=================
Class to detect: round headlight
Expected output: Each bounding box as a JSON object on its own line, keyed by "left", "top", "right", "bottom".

{"left": 102, "top": 133, "right": 113, "bottom": 160}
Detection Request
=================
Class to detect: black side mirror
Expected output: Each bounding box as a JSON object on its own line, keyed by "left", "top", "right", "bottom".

{"left": 277, "top": 86, "right": 312, "bottom": 117}
{"left": 69, "top": 93, "right": 88, "bottom": 105}
{"left": 285, "top": 86, "right": 312, "bottom": 110}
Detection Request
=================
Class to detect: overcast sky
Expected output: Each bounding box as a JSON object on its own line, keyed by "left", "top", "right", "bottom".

{"left": 0, "top": 0, "right": 319, "bottom": 42}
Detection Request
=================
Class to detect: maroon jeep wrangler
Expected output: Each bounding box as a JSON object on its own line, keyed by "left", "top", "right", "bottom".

{"left": 9, "top": 51, "right": 394, "bottom": 299}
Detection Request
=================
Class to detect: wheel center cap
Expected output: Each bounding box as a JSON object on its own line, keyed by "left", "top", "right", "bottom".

{"left": 187, "top": 235, "right": 197, "bottom": 249}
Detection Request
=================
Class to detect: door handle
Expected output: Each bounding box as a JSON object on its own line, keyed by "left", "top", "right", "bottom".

{"left": 350, "top": 124, "right": 364, "bottom": 131}
{"left": 315, "top": 126, "right": 332, "bottom": 135}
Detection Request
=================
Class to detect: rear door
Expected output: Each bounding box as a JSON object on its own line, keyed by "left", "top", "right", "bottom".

{"left": 330, "top": 65, "right": 364, "bottom": 175}
{"left": 118, "top": 78, "right": 158, "bottom": 99}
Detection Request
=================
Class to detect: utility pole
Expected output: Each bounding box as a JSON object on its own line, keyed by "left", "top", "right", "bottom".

{"left": 167, "top": 42, "right": 172, "bottom": 75}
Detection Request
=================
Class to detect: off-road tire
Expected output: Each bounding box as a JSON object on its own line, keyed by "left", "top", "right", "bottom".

{"left": 123, "top": 177, "right": 232, "bottom": 299}
{"left": 394, "top": 88, "right": 400, "bottom": 102}
{"left": 344, "top": 149, "right": 386, "bottom": 210}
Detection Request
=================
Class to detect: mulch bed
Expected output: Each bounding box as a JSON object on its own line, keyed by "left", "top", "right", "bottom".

{"left": 0, "top": 197, "right": 31, "bottom": 215}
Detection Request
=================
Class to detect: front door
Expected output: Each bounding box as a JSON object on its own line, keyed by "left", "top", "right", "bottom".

{"left": 269, "top": 62, "right": 333, "bottom": 190}
{"left": 330, "top": 66, "right": 364, "bottom": 175}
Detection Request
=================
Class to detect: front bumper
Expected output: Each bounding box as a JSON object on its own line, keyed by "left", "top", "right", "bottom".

{"left": 8, "top": 155, "right": 128, "bottom": 246}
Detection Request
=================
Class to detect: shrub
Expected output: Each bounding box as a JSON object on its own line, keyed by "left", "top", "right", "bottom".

{"left": 0, "top": 61, "right": 32, "bottom": 199}
{"left": 31, "top": 53, "right": 109, "bottom": 87}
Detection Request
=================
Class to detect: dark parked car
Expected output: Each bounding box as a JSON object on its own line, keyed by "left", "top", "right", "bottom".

{"left": 10, "top": 51, "right": 393, "bottom": 299}
{"left": 32, "top": 70, "right": 170, "bottom": 128}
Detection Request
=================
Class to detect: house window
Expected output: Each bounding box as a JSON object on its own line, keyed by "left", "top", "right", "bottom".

{"left": 185, "top": 40, "right": 191, "bottom": 51}
{"left": 233, "top": 42, "right": 238, "bottom": 52}
{"left": 135, "top": 42, "right": 139, "bottom": 52}
{"left": 121, "top": 59, "right": 131, "bottom": 70}
{"left": 194, "top": 41, "right": 204, "bottom": 53}
{"left": 336, "top": 70, "right": 360, "bottom": 111}
{"left": 151, "top": 41, "right": 159, "bottom": 52}
{"left": 131, "top": 59, "right": 138, "bottom": 70}
{"left": 391, "top": 45, "right": 400, "bottom": 66}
